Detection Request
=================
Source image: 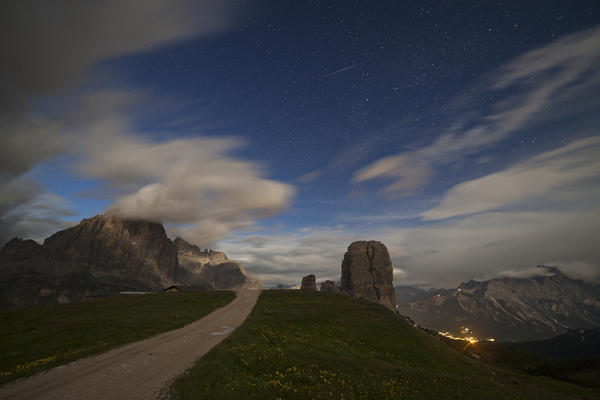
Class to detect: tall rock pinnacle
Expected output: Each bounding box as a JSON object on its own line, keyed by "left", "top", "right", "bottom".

{"left": 341, "top": 240, "right": 395, "bottom": 310}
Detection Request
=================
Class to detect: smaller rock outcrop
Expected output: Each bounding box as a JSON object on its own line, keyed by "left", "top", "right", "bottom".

{"left": 0, "top": 238, "right": 42, "bottom": 262}
{"left": 340, "top": 240, "right": 395, "bottom": 310}
{"left": 301, "top": 274, "right": 317, "bottom": 291}
{"left": 173, "top": 238, "right": 228, "bottom": 268}
{"left": 320, "top": 280, "right": 335, "bottom": 292}
{"left": 174, "top": 238, "right": 263, "bottom": 289}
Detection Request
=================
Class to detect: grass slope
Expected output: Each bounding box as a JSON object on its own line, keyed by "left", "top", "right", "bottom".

{"left": 0, "top": 290, "right": 235, "bottom": 385}
{"left": 442, "top": 339, "right": 600, "bottom": 389}
{"left": 169, "top": 291, "right": 596, "bottom": 399}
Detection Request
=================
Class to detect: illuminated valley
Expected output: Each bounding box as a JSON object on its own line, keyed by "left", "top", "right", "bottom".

{"left": 437, "top": 327, "right": 495, "bottom": 344}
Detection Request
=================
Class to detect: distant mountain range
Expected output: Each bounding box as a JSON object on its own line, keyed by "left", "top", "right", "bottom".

{"left": 396, "top": 266, "right": 600, "bottom": 341}
{"left": 0, "top": 214, "right": 262, "bottom": 308}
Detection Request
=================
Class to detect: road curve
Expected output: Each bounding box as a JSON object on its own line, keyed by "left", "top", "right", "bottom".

{"left": 0, "top": 289, "right": 261, "bottom": 400}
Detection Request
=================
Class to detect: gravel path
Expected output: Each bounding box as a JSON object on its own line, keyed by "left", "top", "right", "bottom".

{"left": 0, "top": 290, "right": 261, "bottom": 400}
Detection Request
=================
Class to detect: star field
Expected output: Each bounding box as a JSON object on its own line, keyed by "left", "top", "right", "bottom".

{"left": 1, "top": 0, "right": 600, "bottom": 287}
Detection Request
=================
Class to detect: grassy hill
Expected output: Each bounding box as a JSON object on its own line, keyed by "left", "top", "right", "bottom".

{"left": 438, "top": 335, "right": 600, "bottom": 390}
{"left": 515, "top": 328, "right": 600, "bottom": 359}
{"left": 169, "top": 290, "right": 597, "bottom": 399}
{"left": 0, "top": 290, "right": 235, "bottom": 385}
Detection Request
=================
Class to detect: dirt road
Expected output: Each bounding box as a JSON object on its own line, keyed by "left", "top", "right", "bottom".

{"left": 0, "top": 289, "right": 261, "bottom": 400}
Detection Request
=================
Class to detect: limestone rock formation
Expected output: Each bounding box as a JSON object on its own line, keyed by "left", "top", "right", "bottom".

{"left": 42, "top": 214, "right": 181, "bottom": 288}
{"left": 0, "top": 238, "right": 42, "bottom": 262}
{"left": 301, "top": 274, "right": 317, "bottom": 291}
{"left": 341, "top": 240, "right": 395, "bottom": 310}
{"left": 174, "top": 238, "right": 228, "bottom": 268}
{"left": 0, "top": 214, "right": 181, "bottom": 307}
{"left": 320, "top": 280, "right": 335, "bottom": 292}
{"left": 174, "top": 238, "right": 262, "bottom": 289}
{"left": 0, "top": 215, "right": 264, "bottom": 308}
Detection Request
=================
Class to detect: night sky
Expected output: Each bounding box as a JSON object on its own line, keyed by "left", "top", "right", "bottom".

{"left": 1, "top": 1, "right": 600, "bottom": 287}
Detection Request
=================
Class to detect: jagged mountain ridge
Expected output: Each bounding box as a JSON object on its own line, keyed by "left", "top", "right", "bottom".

{"left": 0, "top": 214, "right": 262, "bottom": 308}
{"left": 397, "top": 266, "right": 600, "bottom": 341}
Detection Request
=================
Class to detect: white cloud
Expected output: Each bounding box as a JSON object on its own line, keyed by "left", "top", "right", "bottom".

{"left": 422, "top": 136, "right": 600, "bottom": 220}
{"left": 96, "top": 137, "right": 293, "bottom": 246}
{"left": 0, "top": 1, "right": 241, "bottom": 244}
{"left": 354, "top": 26, "right": 600, "bottom": 195}
{"left": 218, "top": 228, "right": 359, "bottom": 286}
{"left": 354, "top": 157, "right": 433, "bottom": 195}
{"left": 382, "top": 208, "right": 600, "bottom": 288}
{"left": 64, "top": 90, "right": 294, "bottom": 247}
{"left": 0, "top": 176, "right": 76, "bottom": 244}
{"left": 0, "top": 0, "right": 235, "bottom": 93}
{"left": 545, "top": 261, "right": 600, "bottom": 282}
{"left": 296, "top": 170, "right": 322, "bottom": 184}
{"left": 496, "top": 267, "right": 556, "bottom": 279}
{"left": 217, "top": 227, "right": 421, "bottom": 288}
{"left": 385, "top": 136, "right": 600, "bottom": 286}
{"left": 0, "top": 0, "right": 237, "bottom": 173}
{"left": 224, "top": 204, "right": 600, "bottom": 288}
{"left": 393, "top": 267, "right": 408, "bottom": 281}
{"left": 229, "top": 137, "right": 600, "bottom": 288}
{"left": 1, "top": 86, "right": 295, "bottom": 247}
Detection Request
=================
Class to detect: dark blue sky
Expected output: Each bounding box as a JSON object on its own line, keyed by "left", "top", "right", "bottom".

{"left": 102, "top": 1, "right": 599, "bottom": 227}
{"left": 2, "top": 1, "right": 600, "bottom": 286}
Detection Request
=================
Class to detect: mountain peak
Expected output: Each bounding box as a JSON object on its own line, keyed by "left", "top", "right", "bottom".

{"left": 0, "top": 238, "right": 42, "bottom": 262}
{"left": 398, "top": 266, "right": 600, "bottom": 341}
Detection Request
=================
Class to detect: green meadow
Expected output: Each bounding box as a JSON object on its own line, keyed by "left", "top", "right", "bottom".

{"left": 0, "top": 290, "right": 235, "bottom": 384}
{"left": 169, "top": 290, "right": 596, "bottom": 399}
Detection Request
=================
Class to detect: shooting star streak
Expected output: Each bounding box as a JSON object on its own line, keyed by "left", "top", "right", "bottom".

{"left": 325, "top": 63, "right": 358, "bottom": 77}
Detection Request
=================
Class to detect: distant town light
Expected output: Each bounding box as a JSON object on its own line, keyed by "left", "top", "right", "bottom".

{"left": 438, "top": 328, "right": 495, "bottom": 344}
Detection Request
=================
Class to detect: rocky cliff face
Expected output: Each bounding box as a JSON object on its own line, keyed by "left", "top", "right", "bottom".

{"left": 0, "top": 238, "right": 42, "bottom": 262}
{"left": 0, "top": 214, "right": 181, "bottom": 307}
{"left": 0, "top": 215, "right": 263, "bottom": 308}
{"left": 42, "top": 214, "right": 180, "bottom": 288}
{"left": 398, "top": 266, "right": 600, "bottom": 341}
{"left": 174, "top": 237, "right": 228, "bottom": 269}
{"left": 174, "top": 237, "right": 262, "bottom": 290}
{"left": 341, "top": 240, "right": 395, "bottom": 310}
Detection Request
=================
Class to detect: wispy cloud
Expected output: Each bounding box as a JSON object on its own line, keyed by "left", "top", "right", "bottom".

{"left": 0, "top": 0, "right": 236, "bottom": 93}
{"left": 64, "top": 89, "right": 295, "bottom": 247}
{"left": 354, "top": 26, "right": 600, "bottom": 195}
{"left": 218, "top": 228, "right": 360, "bottom": 286}
{"left": 296, "top": 170, "right": 322, "bottom": 184}
{"left": 422, "top": 136, "right": 600, "bottom": 220}
{"left": 0, "top": 176, "right": 76, "bottom": 244}
{"left": 0, "top": 1, "right": 271, "bottom": 246}
{"left": 229, "top": 137, "right": 600, "bottom": 288}
{"left": 229, "top": 204, "right": 600, "bottom": 288}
